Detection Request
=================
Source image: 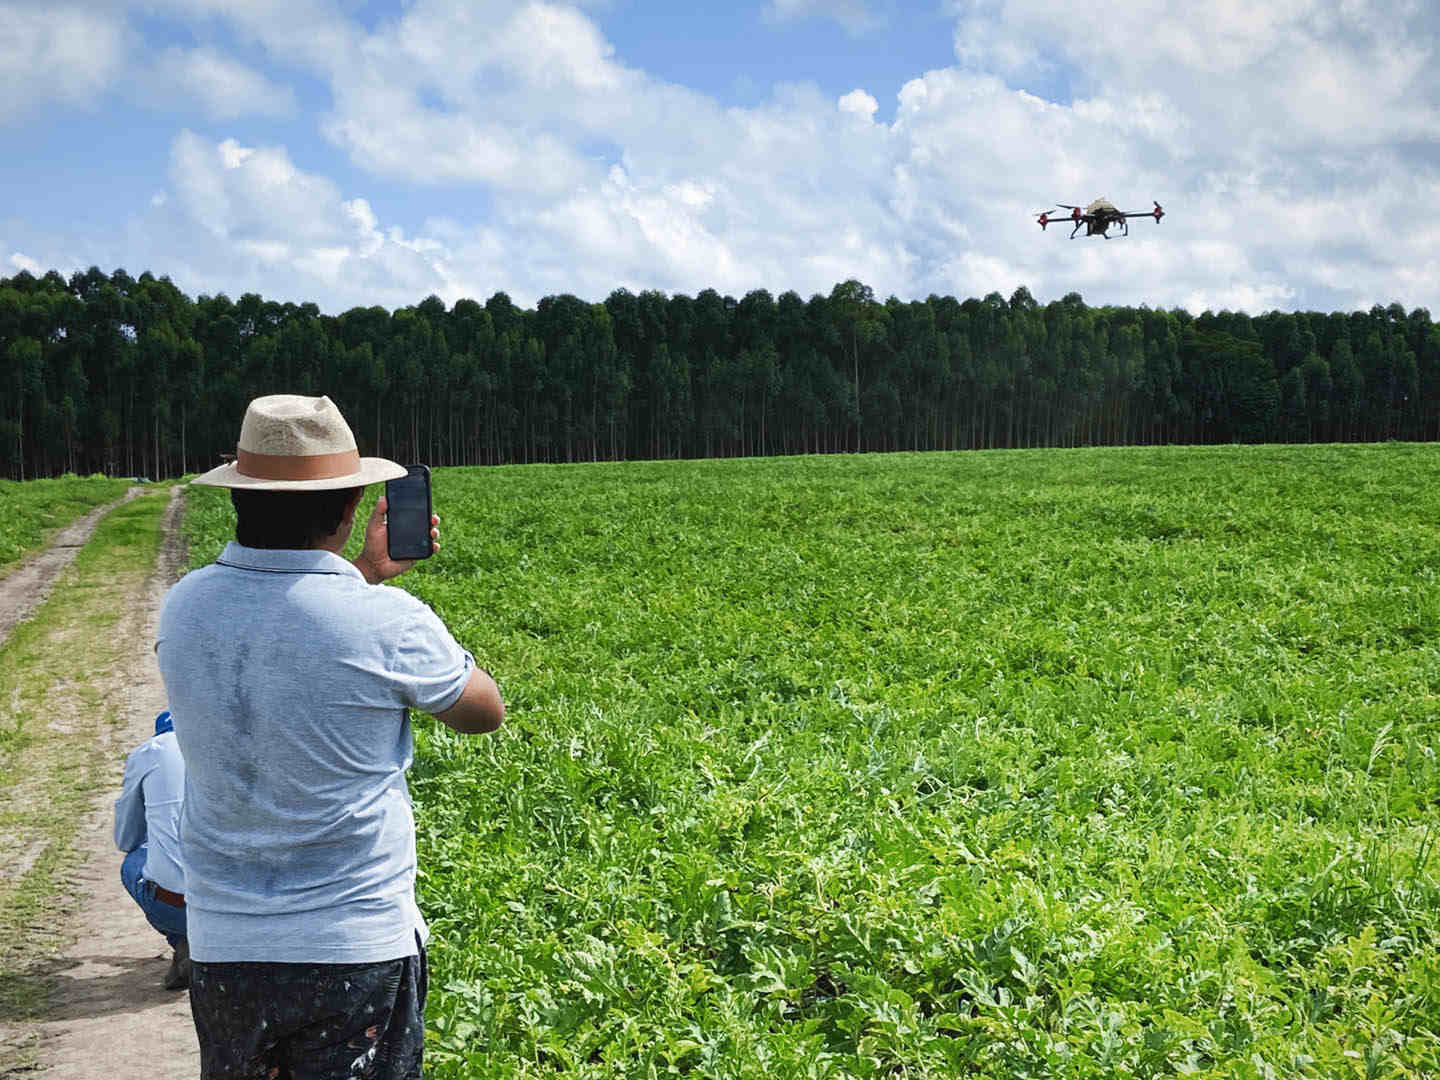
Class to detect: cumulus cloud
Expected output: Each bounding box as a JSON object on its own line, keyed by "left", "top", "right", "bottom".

{"left": 0, "top": 3, "right": 297, "bottom": 123}
{"left": 838, "top": 89, "right": 879, "bottom": 119}
{"left": 158, "top": 131, "right": 454, "bottom": 310}
{"left": 154, "top": 0, "right": 1440, "bottom": 313}
{"left": 320, "top": 88, "right": 594, "bottom": 195}
{"left": 5, "top": 0, "right": 1437, "bottom": 316}
{"left": 0, "top": 3, "right": 130, "bottom": 119}
{"left": 142, "top": 46, "right": 296, "bottom": 120}
{"left": 316, "top": 1, "right": 710, "bottom": 196}
{"left": 950, "top": 1, "right": 1046, "bottom": 77}
{"left": 946, "top": 0, "right": 1440, "bottom": 156}
{"left": 137, "top": 0, "right": 363, "bottom": 75}
{"left": 203, "top": 0, "right": 1427, "bottom": 312}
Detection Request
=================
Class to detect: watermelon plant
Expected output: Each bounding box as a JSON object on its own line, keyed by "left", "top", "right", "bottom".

{"left": 185, "top": 444, "right": 1440, "bottom": 1078}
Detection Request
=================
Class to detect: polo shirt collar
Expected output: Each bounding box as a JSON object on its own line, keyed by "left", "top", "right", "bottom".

{"left": 216, "top": 542, "right": 365, "bottom": 579}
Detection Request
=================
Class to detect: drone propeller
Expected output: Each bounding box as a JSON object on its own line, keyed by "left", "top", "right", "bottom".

{"left": 1121, "top": 201, "right": 1167, "bottom": 222}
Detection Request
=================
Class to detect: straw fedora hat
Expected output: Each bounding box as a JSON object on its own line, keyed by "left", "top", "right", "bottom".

{"left": 193, "top": 394, "right": 407, "bottom": 491}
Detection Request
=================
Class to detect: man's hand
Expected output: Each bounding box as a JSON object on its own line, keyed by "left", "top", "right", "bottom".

{"left": 353, "top": 495, "right": 439, "bottom": 585}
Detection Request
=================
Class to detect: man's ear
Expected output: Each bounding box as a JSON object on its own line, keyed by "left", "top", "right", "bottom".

{"left": 342, "top": 487, "right": 365, "bottom": 526}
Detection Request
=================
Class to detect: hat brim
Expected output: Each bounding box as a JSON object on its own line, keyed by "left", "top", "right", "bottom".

{"left": 191, "top": 456, "right": 409, "bottom": 491}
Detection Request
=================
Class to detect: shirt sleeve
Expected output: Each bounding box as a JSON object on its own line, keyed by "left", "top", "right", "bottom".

{"left": 391, "top": 602, "right": 475, "bottom": 715}
{"left": 113, "top": 745, "right": 150, "bottom": 853}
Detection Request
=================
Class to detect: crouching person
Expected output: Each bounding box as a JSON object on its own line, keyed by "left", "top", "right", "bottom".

{"left": 114, "top": 708, "right": 189, "bottom": 989}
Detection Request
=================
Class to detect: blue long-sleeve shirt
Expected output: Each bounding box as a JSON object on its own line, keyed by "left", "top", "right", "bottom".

{"left": 113, "top": 729, "right": 186, "bottom": 894}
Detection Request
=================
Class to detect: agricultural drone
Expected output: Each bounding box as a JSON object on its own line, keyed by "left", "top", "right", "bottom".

{"left": 1035, "top": 198, "right": 1165, "bottom": 239}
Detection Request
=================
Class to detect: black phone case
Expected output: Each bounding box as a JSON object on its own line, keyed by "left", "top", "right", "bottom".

{"left": 386, "top": 465, "right": 432, "bottom": 560}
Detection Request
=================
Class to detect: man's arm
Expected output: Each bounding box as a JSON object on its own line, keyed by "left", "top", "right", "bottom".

{"left": 113, "top": 749, "right": 149, "bottom": 852}
{"left": 356, "top": 493, "right": 503, "bottom": 733}
{"left": 435, "top": 667, "right": 504, "bottom": 734}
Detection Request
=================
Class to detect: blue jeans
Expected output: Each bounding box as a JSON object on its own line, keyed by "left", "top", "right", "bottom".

{"left": 120, "top": 844, "right": 187, "bottom": 947}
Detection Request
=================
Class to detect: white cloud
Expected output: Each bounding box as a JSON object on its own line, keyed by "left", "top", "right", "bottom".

{"left": 8, "top": 252, "right": 45, "bottom": 275}
{"left": 144, "top": 46, "right": 296, "bottom": 120}
{"left": 490, "top": 4, "right": 627, "bottom": 94}
{"left": 138, "top": 0, "right": 363, "bottom": 75}
{"left": 320, "top": 87, "right": 594, "bottom": 194}
{"left": 838, "top": 89, "right": 878, "bottom": 119}
{"left": 218, "top": 139, "right": 257, "bottom": 170}
{"left": 130, "top": 0, "right": 1438, "bottom": 315}
{"left": 159, "top": 131, "right": 454, "bottom": 309}
{"left": 6, "top": 0, "right": 1438, "bottom": 317}
{"left": 950, "top": 3, "right": 1044, "bottom": 76}
{"left": 765, "top": 0, "right": 882, "bottom": 36}
{"left": 533, "top": 164, "right": 744, "bottom": 294}
{"left": 343, "top": 198, "right": 383, "bottom": 257}
{"left": 946, "top": 0, "right": 1440, "bottom": 155}
{"left": 319, "top": 1, "right": 749, "bottom": 199}
{"left": 0, "top": 3, "right": 300, "bottom": 124}
{"left": 0, "top": 3, "right": 130, "bottom": 119}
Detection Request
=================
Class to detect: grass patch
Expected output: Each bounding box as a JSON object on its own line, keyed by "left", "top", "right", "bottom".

{"left": 0, "top": 474, "right": 137, "bottom": 574}
{"left": 182, "top": 446, "right": 1440, "bottom": 1078}
{"left": 0, "top": 490, "right": 169, "bottom": 1026}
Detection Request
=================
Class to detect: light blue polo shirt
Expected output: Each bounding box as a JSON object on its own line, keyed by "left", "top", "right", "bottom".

{"left": 156, "top": 542, "right": 474, "bottom": 964}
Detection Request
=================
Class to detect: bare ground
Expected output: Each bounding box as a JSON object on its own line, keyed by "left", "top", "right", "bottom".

{"left": 0, "top": 491, "right": 145, "bottom": 650}
{"left": 0, "top": 487, "right": 199, "bottom": 1078}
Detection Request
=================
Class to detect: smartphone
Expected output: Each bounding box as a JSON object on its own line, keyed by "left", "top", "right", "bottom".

{"left": 386, "top": 465, "right": 433, "bottom": 561}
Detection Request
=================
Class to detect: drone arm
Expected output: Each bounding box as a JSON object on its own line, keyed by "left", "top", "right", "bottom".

{"left": 1121, "top": 203, "right": 1165, "bottom": 220}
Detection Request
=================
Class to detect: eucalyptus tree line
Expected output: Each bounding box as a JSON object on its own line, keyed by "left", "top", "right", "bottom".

{"left": 2, "top": 266, "right": 1437, "bottom": 481}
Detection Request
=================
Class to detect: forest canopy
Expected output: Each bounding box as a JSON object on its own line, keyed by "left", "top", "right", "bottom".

{"left": 2, "top": 267, "right": 1436, "bottom": 480}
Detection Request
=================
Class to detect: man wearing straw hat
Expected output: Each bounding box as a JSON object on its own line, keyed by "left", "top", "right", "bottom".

{"left": 157, "top": 394, "right": 504, "bottom": 1079}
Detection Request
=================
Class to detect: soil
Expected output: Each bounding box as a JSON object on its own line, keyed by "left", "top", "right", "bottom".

{"left": 0, "top": 490, "right": 145, "bottom": 649}
{"left": 0, "top": 487, "right": 199, "bottom": 1078}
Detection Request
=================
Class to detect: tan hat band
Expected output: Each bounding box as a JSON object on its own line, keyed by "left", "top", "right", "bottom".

{"left": 236, "top": 448, "right": 362, "bottom": 482}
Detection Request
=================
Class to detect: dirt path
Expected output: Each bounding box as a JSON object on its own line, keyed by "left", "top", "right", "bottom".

{"left": 0, "top": 490, "right": 145, "bottom": 650}
{"left": 0, "top": 487, "right": 198, "bottom": 1078}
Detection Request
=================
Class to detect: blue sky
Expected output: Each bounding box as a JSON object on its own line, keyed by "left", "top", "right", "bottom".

{"left": 602, "top": 3, "right": 963, "bottom": 114}
{"left": 2, "top": 0, "right": 1437, "bottom": 315}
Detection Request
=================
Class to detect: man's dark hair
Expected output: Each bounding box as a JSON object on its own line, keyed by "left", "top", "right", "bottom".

{"left": 231, "top": 487, "right": 364, "bottom": 550}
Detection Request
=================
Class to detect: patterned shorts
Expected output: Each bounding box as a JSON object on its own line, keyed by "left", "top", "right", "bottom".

{"left": 189, "top": 940, "right": 427, "bottom": 1080}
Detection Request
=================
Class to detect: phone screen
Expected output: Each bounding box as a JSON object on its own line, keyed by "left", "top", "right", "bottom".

{"left": 385, "top": 465, "right": 433, "bottom": 561}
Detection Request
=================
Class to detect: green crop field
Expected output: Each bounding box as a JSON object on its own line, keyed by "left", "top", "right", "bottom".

{"left": 183, "top": 444, "right": 1440, "bottom": 1079}
{"left": 0, "top": 474, "right": 136, "bottom": 573}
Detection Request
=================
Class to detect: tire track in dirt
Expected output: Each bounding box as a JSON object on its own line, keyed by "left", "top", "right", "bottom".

{"left": 0, "top": 489, "right": 146, "bottom": 650}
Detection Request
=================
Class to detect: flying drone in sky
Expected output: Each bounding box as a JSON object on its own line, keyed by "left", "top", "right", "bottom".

{"left": 1035, "top": 198, "right": 1165, "bottom": 238}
